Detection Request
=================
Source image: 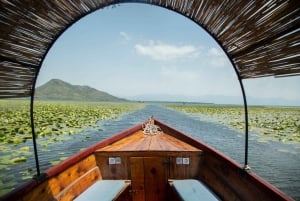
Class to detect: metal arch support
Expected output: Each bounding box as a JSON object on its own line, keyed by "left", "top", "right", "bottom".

{"left": 30, "top": 73, "right": 41, "bottom": 177}
{"left": 27, "top": 1, "right": 251, "bottom": 177}
{"left": 239, "top": 78, "right": 250, "bottom": 171}
{"left": 217, "top": 50, "right": 250, "bottom": 171}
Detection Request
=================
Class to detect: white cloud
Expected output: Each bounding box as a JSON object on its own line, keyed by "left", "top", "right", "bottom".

{"left": 135, "top": 41, "right": 200, "bottom": 61}
{"left": 207, "top": 47, "right": 229, "bottom": 68}
{"left": 120, "top": 31, "right": 131, "bottom": 41}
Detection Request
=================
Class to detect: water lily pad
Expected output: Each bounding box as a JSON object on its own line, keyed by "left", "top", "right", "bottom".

{"left": 60, "top": 157, "right": 68, "bottom": 161}
{"left": 0, "top": 165, "right": 11, "bottom": 171}
{"left": 50, "top": 160, "right": 60, "bottom": 166}
{"left": 20, "top": 146, "right": 30, "bottom": 152}
{"left": 10, "top": 157, "right": 27, "bottom": 163}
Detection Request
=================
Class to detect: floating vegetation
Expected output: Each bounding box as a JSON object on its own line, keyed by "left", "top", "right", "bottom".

{"left": 0, "top": 174, "right": 17, "bottom": 196}
{"left": 0, "top": 100, "right": 144, "bottom": 145}
{"left": 10, "top": 157, "right": 27, "bottom": 164}
{"left": 50, "top": 160, "right": 60, "bottom": 166}
{"left": 167, "top": 104, "right": 300, "bottom": 143}
{"left": 0, "top": 100, "right": 145, "bottom": 153}
{"left": 19, "top": 168, "right": 34, "bottom": 180}
{"left": 50, "top": 157, "right": 68, "bottom": 166}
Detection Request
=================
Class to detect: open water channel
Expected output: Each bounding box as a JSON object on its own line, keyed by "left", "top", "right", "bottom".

{"left": 1, "top": 104, "right": 300, "bottom": 200}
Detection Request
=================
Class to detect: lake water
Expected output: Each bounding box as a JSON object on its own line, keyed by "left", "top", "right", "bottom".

{"left": 1, "top": 104, "right": 300, "bottom": 200}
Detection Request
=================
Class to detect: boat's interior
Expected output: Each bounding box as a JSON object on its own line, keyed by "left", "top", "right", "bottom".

{"left": 9, "top": 119, "right": 289, "bottom": 201}
{"left": 18, "top": 125, "right": 205, "bottom": 201}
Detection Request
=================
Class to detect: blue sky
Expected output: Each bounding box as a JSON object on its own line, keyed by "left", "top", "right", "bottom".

{"left": 37, "top": 3, "right": 300, "bottom": 106}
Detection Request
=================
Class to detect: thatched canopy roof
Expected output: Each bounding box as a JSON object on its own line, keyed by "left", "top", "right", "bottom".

{"left": 0, "top": 0, "right": 299, "bottom": 98}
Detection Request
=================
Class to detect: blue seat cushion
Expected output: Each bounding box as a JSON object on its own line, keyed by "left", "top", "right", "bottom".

{"left": 74, "top": 180, "right": 129, "bottom": 201}
{"left": 170, "top": 179, "right": 220, "bottom": 201}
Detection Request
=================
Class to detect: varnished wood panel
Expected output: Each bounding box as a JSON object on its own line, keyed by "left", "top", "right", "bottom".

{"left": 144, "top": 157, "right": 168, "bottom": 201}
{"left": 98, "top": 131, "right": 200, "bottom": 152}
{"left": 55, "top": 167, "right": 101, "bottom": 201}
{"left": 19, "top": 180, "right": 54, "bottom": 201}
{"left": 130, "top": 157, "right": 168, "bottom": 201}
{"left": 48, "top": 154, "right": 98, "bottom": 195}
{"left": 169, "top": 153, "right": 202, "bottom": 179}
{"left": 197, "top": 153, "right": 292, "bottom": 201}
{"left": 22, "top": 154, "right": 100, "bottom": 201}
{"left": 96, "top": 151, "right": 202, "bottom": 158}
{"left": 95, "top": 151, "right": 202, "bottom": 180}
{"left": 96, "top": 155, "right": 129, "bottom": 180}
{"left": 130, "top": 157, "right": 145, "bottom": 201}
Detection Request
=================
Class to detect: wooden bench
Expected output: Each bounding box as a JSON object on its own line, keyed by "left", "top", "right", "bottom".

{"left": 168, "top": 179, "right": 220, "bottom": 201}
{"left": 74, "top": 180, "right": 131, "bottom": 201}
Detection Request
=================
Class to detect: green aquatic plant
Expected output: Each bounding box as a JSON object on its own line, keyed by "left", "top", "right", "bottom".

{"left": 166, "top": 104, "right": 300, "bottom": 143}
{"left": 0, "top": 100, "right": 144, "bottom": 145}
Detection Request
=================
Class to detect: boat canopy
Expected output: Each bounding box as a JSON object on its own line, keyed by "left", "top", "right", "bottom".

{"left": 0, "top": 0, "right": 299, "bottom": 99}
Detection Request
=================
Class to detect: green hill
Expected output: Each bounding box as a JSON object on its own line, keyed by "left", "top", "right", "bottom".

{"left": 35, "top": 79, "right": 126, "bottom": 102}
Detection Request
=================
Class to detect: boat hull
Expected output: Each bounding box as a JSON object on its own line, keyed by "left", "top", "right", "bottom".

{"left": 0, "top": 119, "right": 294, "bottom": 201}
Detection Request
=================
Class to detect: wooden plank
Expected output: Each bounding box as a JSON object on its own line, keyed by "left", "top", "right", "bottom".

{"left": 20, "top": 180, "right": 54, "bottom": 201}
{"left": 96, "top": 155, "right": 112, "bottom": 179}
{"left": 97, "top": 130, "right": 200, "bottom": 152}
{"left": 55, "top": 167, "right": 101, "bottom": 201}
{"left": 96, "top": 154, "right": 130, "bottom": 180}
{"left": 47, "top": 154, "right": 98, "bottom": 196}
{"left": 169, "top": 153, "right": 202, "bottom": 179}
{"left": 96, "top": 151, "right": 202, "bottom": 158}
{"left": 100, "top": 131, "right": 145, "bottom": 151}
{"left": 130, "top": 157, "right": 145, "bottom": 201}
{"left": 144, "top": 157, "right": 168, "bottom": 201}
{"left": 21, "top": 154, "right": 99, "bottom": 201}
{"left": 198, "top": 151, "right": 293, "bottom": 201}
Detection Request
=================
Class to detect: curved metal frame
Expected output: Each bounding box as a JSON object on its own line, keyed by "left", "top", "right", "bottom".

{"left": 29, "top": 1, "right": 251, "bottom": 178}
{"left": 30, "top": 84, "right": 40, "bottom": 177}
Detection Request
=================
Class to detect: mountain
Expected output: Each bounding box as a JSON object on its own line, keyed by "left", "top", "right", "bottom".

{"left": 35, "top": 79, "right": 126, "bottom": 102}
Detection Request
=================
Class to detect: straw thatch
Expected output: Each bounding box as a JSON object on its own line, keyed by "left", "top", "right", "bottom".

{"left": 0, "top": 0, "right": 299, "bottom": 98}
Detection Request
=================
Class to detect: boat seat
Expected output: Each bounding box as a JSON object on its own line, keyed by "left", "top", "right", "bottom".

{"left": 168, "top": 179, "right": 220, "bottom": 201}
{"left": 74, "top": 180, "right": 131, "bottom": 201}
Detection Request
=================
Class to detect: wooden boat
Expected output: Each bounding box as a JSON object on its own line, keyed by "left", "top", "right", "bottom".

{"left": 1, "top": 117, "right": 293, "bottom": 201}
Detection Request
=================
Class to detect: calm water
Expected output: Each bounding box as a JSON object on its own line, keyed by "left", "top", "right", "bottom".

{"left": 1, "top": 105, "right": 300, "bottom": 200}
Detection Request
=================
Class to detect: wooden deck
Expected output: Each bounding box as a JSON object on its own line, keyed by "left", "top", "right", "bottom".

{"left": 97, "top": 130, "right": 200, "bottom": 152}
